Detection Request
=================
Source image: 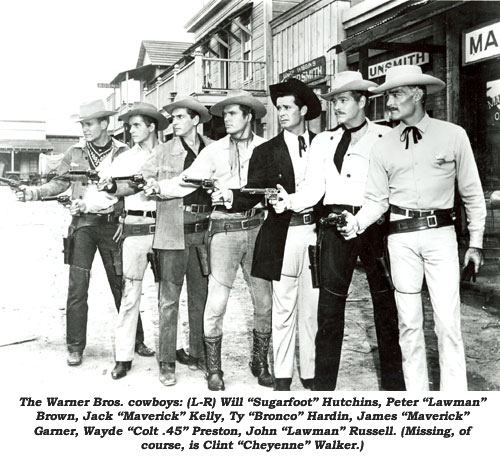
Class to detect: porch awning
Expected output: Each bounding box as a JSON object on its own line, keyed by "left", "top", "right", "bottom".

{"left": 0, "top": 139, "right": 53, "bottom": 152}
{"left": 110, "top": 64, "right": 166, "bottom": 85}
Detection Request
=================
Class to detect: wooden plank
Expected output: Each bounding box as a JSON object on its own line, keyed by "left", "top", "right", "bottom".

{"left": 233, "top": 18, "right": 253, "bottom": 36}
{"left": 214, "top": 35, "right": 229, "bottom": 49}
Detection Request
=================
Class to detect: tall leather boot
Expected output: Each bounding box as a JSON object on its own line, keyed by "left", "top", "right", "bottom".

{"left": 274, "top": 378, "right": 292, "bottom": 391}
{"left": 249, "top": 329, "right": 274, "bottom": 387}
{"left": 204, "top": 335, "right": 225, "bottom": 391}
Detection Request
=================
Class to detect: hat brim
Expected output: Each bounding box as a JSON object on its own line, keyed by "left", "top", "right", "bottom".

{"left": 269, "top": 80, "right": 322, "bottom": 120}
{"left": 211, "top": 95, "right": 267, "bottom": 119}
{"left": 321, "top": 80, "right": 375, "bottom": 100}
{"left": 369, "top": 74, "right": 445, "bottom": 95}
{"left": 163, "top": 100, "right": 212, "bottom": 123}
{"left": 119, "top": 109, "right": 169, "bottom": 131}
{"left": 75, "top": 110, "right": 117, "bottom": 122}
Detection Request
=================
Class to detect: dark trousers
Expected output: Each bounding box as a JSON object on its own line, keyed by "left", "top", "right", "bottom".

{"left": 66, "top": 222, "right": 144, "bottom": 353}
{"left": 314, "top": 222, "right": 405, "bottom": 391}
{"left": 157, "top": 231, "right": 208, "bottom": 363}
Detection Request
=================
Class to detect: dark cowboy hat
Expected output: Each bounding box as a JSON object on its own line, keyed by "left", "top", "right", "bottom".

{"left": 119, "top": 101, "right": 169, "bottom": 131}
{"left": 269, "top": 77, "right": 321, "bottom": 120}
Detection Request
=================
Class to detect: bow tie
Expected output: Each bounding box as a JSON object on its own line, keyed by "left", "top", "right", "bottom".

{"left": 400, "top": 126, "right": 422, "bottom": 149}
{"left": 298, "top": 135, "right": 307, "bottom": 157}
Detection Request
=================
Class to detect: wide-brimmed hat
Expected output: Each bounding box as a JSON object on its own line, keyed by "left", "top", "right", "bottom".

{"left": 269, "top": 78, "right": 321, "bottom": 120}
{"left": 119, "top": 101, "right": 169, "bottom": 131}
{"left": 210, "top": 89, "right": 267, "bottom": 119}
{"left": 322, "top": 71, "right": 375, "bottom": 100}
{"left": 74, "top": 99, "right": 116, "bottom": 122}
{"left": 163, "top": 94, "right": 211, "bottom": 123}
{"left": 369, "top": 65, "right": 445, "bottom": 95}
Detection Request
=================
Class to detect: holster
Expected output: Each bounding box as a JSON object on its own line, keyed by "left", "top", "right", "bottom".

{"left": 196, "top": 245, "right": 210, "bottom": 277}
{"left": 111, "top": 249, "right": 123, "bottom": 276}
{"left": 63, "top": 236, "right": 74, "bottom": 265}
{"left": 308, "top": 244, "right": 321, "bottom": 288}
{"left": 375, "top": 254, "right": 394, "bottom": 291}
{"left": 147, "top": 250, "right": 161, "bottom": 283}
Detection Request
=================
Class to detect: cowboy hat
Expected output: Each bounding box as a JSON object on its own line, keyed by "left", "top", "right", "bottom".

{"left": 119, "top": 101, "right": 169, "bottom": 131}
{"left": 74, "top": 99, "right": 116, "bottom": 122}
{"left": 322, "top": 71, "right": 376, "bottom": 100}
{"left": 269, "top": 77, "right": 321, "bottom": 120}
{"left": 163, "top": 94, "right": 212, "bottom": 123}
{"left": 210, "top": 89, "right": 267, "bottom": 119}
{"left": 369, "top": 65, "right": 445, "bottom": 95}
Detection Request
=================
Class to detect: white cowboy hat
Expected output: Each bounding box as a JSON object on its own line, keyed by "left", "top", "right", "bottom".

{"left": 210, "top": 89, "right": 267, "bottom": 119}
{"left": 163, "top": 94, "right": 212, "bottom": 124}
{"left": 74, "top": 99, "right": 116, "bottom": 122}
{"left": 322, "top": 71, "right": 376, "bottom": 100}
{"left": 369, "top": 65, "right": 445, "bottom": 95}
{"left": 119, "top": 101, "right": 169, "bottom": 131}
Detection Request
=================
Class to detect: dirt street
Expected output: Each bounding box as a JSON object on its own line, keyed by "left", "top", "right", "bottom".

{"left": 1, "top": 187, "right": 499, "bottom": 392}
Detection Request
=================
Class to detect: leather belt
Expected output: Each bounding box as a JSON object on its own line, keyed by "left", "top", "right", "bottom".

{"left": 324, "top": 204, "right": 361, "bottom": 215}
{"left": 127, "top": 210, "right": 157, "bottom": 218}
{"left": 213, "top": 206, "right": 262, "bottom": 218}
{"left": 184, "top": 204, "right": 211, "bottom": 213}
{"left": 122, "top": 224, "right": 156, "bottom": 238}
{"left": 389, "top": 214, "right": 455, "bottom": 234}
{"left": 184, "top": 220, "right": 209, "bottom": 234}
{"left": 78, "top": 213, "right": 119, "bottom": 224}
{"left": 289, "top": 212, "right": 316, "bottom": 226}
{"left": 390, "top": 204, "right": 453, "bottom": 218}
{"left": 208, "top": 213, "right": 263, "bottom": 233}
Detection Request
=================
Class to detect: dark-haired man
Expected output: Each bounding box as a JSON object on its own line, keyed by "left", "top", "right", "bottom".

{"left": 15, "top": 100, "right": 153, "bottom": 366}
{"left": 219, "top": 78, "right": 322, "bottom": 391}
{"left": 275, "top": 72, "right": 405, "bottom": 391}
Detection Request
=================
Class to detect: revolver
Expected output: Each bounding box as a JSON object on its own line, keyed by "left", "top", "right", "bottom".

{"left": 41, "top": 195, "right": 72, "bottom": 206}
{"left": 98, "top": 174, "right": 148, "bottom": 192}
{"left": 0, "top": 176, "right": 23, "bottom": 190}
{"left": 240, "top": 187, "right": 279, "bottom": 204}
{"left": 67, "top": 169, "right": 100, "bottom": 183}
{"left": 182, "top": 177, "right": 216, "bottom": 190}
{"left": 319, "top": 213, "right": 347, "bottom": 228}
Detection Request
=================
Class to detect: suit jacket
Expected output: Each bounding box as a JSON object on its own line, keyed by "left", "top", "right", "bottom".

{"left": 232, "top": 130, "right": 319, "bottom": 281}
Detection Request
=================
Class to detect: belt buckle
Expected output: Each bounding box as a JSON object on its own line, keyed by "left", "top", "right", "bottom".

{"left": 303, "top": 214, "right": 312, "bottom": 224}
{"left": 149, "top": 225, "right": 155, "bottom": 234}
{"left": 194, "top": 222, "right": 203, "bottom": 232}
{"left": 404, "top": 208, "right": 412, "bottom": 218}
{"left": 427, "top": 215, "right": 437, "bottom": 228}
{"left": 241, "top": 219, "right": 250, "bottom": 230}
{"left": 191, "top": 204, "right": 199, "bottom": 213}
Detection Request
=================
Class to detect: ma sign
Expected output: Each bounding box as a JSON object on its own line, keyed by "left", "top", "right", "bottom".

{"left": 463, "top": 20, "right": 500, "bottom": 65}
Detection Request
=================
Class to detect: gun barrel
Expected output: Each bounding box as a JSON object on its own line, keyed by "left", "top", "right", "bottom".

{"left": 241, "top": 187, "right": 266, "bottom": 195}
{"left": 0, "top": 177, "right": 21, "bottom": 188}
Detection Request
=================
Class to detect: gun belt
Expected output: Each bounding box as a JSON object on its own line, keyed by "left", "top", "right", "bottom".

{"left": 289, "top": 212, "right": 317, "bottom": 226}
{"left": 127, "top": 210, "right": 157, "bottom": 218}
{"left": 184, "top": 220, "right": 209, "bottom": 234}
{"left": 76, "top": 213, "right": 119, "bottom": 224}
{"left": 122, "top": 224, "right": 156, "bottom": 238}
{"left": 184, "top": 204, "right": 211, "bottom": 213}
{"left": 389, "top": 214, "right": 455, "bottom": 234}
{"left": 324, "top": 204, "right": 361, "bottom": 215}
{"left": 213, "top": 206, "right": 262, "bottom": 218}
{"left": 390, "top": 204, "right": 453, "bottom": 218}
{"left": 208, "top": 213, "right": 263, "bottom": 234}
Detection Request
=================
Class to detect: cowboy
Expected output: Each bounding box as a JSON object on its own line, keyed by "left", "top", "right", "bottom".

{"left": 79, "top": 102, "right": 168, "bottom": 379}
{"left": 216, "top": 78, "right": 322, "bottom": 391}
{"left": 15, "top": 100, "right": 154, "bottom": 366}
{"left": 140, "top": 95, "right": 213, "bottom": 386}
{"left": 341, "top": 65, "right": 486, "bottom": 390}
{"left": 274, "top": 72, "right": 405, "bottom": 391}
{"left": 145, "top": 90, "right": 273, "bottom": 391}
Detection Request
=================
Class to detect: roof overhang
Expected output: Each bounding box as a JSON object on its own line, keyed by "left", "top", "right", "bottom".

{"left": 0, "top": 139, "right": 53, "bottom": 151}
{"left": 110, "top": 64, "right": 168, "bottom": 85}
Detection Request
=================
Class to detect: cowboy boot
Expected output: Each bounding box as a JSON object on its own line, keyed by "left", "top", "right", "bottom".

{"left": 274, "top": 378, "right": 292, "bottom": 391}
{"left": 204, "top": 335, "right": 225, "bottom": 391}
{"left": 249, "top": 329, "right": 274, "bottom": 387}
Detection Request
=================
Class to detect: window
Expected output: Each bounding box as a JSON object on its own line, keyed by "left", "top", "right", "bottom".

{"left": 203, "top": 50, "right": 212, "bottom": 88}
{"left": 240, "top": 15, "right": 252, "bottom": 81}
{"left": 368, "top": 94, "right": 387, "bottom": 123}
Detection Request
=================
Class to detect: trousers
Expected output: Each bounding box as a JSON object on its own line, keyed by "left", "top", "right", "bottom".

{"left": 388, "top": 225, "right": 467, "bottom": 391}
{"left": 272, "top": 224, "right": 318, "bottom": 379}
{"left": 314, "top": 221, "right": 405, "bottom": 391}
{"left": 66, "top": 220, "right": 144, "bottom": 353}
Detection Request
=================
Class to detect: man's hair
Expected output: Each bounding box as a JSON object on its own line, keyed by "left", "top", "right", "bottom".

{"left": 238, "top": 104, "right": 255, "bottom": 122}
{"left": 275, "top": 92, "right": 306, "bottom": 110}
{"left": 409, "top": 85, "right": 427, "bottom": 106}
{"left": 186, "top": 108, "right": 199, "bottom": 120}
{"left": 127, "top": 114, "right": 158, "bottom": 133}
{"left": 96, "top": 116, "right": 110, "bottom": 126}
{"left": 350, "top": 90, "right": 370, "bottom": 108}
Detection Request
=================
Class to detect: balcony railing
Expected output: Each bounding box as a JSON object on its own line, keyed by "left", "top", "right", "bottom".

{"left": 144, "top": 54, "right": 267, "bottom": 109}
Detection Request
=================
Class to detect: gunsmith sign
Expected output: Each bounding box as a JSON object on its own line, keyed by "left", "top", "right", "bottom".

{"left": 279, "top": 56, "right": 327, "bottom": 84}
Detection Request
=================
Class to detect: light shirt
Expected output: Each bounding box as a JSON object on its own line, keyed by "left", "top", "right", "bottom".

{"left": 283, "top": 129, "right": 311, "bottom": 188}
{"left": 289, "top": 120, "right": 390, "bottom": 212}
{"left": 356, "top": 114, "right": 486, "bottom": 248}
{"left": 84, "top": 143, "right": 156, "bottom": 213}
{"left": 158, "top": 133, "right": 265, "bottom": 217}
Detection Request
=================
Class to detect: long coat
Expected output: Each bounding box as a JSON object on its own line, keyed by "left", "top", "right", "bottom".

{"left": 232, "top": 130, "right": 319, "bottom": 281}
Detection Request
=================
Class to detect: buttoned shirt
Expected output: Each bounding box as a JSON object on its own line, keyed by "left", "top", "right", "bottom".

{"left": 356, "top": 114, "right": 486, "bottom": 248}
{"left": 84, "top": 143, "right": 156, "bottom": 213}
{"left": 158, "top": 133, "right": 265, "bottom": 217}
{"left": 288, "top": 120, "right": 390, "bottom": 212}
{"left": 283, "top": 129, "right": 311, "bottom": 188}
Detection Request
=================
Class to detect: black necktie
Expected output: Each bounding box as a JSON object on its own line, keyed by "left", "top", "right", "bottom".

{"left": 400, "top": 126, "right": 422, "bottom": 149}
{"left": 333, "top": 120, "right": 367, "bottom": 173}
{"left": 298, "top": 135, "right": 307, "bottom": 157}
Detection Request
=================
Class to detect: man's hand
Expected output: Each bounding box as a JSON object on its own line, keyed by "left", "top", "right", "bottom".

{"left": 272, "top": 184, "right": 289, "bottom": 214}
{"left": 144, "top": 178, "right": 160, "bottom": 196}
{"left": 211, "top": 185, "right": 232, "bottom": 208}
{"left": 463, "top": 247, "right": 484, "bottom": 273}
{"left": 15, "top": 185, "right": 36, "bottom": 202}
{"left": 338, "top": 211, "right": 359, "bottom": 240}
{"left": 70, "top": 199, "right": 86, "bottom": 216}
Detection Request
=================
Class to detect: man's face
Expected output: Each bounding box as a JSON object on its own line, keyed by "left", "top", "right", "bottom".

{"left": 331, "top": 91, "right": 363, "bottom": 126}
{"left": 276, "top": 95, "right": 305, "bottom": 132}
{"left": 171, "top": 108, "right": 198, "bottom": 138}
{"left": 386, "top": 86, "right": 418, "bottom": 122}
{"left": 223, "top": 104, "right": 249, "bottom": 136}
{"left": 80, "top": 118, "right": 107, "bottom": 142}
{"left": 129, "top": 115, "right": 154, "bottom": 144}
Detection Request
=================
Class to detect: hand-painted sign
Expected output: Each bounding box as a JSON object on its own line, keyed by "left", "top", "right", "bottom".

{"left": 463, "top": 20, "right": 500, "bottom": 65}
{"left": 280, "top": 57, "right": 327, "bottom": 84}
{"left": 368, "top": 52, "right": 429, "bottom": 80}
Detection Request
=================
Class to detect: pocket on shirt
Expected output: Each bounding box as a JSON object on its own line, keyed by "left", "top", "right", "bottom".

{"left": 435, "top": 150, "right": 456, "bottom": 165}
